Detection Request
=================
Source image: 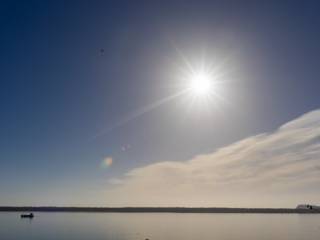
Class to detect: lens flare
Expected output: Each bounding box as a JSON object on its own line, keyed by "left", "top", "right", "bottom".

{"left": 101, "top": 157, "right": 113, "bottom": 168}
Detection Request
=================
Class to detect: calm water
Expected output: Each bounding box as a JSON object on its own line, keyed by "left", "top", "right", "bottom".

{"left": 1, "top": 212, "right": 320, "bottom": 240}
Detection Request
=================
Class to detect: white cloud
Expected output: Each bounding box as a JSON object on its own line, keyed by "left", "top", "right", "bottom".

{"left": 105, "top": 110, "right": 320, "bottom": 207}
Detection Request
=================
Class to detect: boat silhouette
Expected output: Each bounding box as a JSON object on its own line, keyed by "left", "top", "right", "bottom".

{"left": 20, "top": 213, "right": 34, "bottom": 218}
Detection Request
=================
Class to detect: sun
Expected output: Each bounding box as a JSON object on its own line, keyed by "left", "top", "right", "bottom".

{"left": 189, "top": 71, "right": 213, "bottom": 97}
{"left": 171, "top": 51, "right": 227, "bottom": 110}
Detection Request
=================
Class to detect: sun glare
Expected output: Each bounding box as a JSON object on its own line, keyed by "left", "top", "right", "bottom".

{"left": 189, "top": 71, "right": 212, "bottom": 96}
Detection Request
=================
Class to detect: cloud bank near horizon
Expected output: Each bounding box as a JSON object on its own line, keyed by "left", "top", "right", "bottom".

{"left": 105, "top": 110, "right": 320, "bottom": 207}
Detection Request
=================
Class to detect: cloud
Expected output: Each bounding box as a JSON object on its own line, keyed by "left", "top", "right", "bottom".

{"left": 104, "top": 110, "right": 320, "bottom": 207}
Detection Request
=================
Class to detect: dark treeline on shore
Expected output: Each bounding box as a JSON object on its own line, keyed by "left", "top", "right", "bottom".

{"left": 0, "top": 206, "right": 320, "bottom": 214}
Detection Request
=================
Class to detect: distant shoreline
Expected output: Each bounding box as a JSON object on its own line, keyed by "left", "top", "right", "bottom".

{"left": 1, "top": 207, "right": 320, "bottom": 214}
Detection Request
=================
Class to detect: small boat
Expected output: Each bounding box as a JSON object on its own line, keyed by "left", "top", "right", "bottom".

{"left": 20, "top": 213, "right": 34, "bottom": 218}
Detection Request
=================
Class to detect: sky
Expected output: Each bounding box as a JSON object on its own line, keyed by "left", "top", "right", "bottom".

{"left": 1, "top": 0, "right": 320, "bottom": 207}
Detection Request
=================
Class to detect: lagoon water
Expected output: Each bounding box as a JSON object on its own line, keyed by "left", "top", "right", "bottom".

{"left": 1, "top": 212, "right": 320, "bottom": 240}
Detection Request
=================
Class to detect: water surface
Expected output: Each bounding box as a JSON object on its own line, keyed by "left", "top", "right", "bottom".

{"left": 1, "top": 212, "right": 320, "bottom": 240}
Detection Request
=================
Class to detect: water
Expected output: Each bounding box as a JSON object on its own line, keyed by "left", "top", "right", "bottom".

{"left": 1, "top": 212, "right": 320, "bottom": 240}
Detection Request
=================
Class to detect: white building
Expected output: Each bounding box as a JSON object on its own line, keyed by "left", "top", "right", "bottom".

{"left": 296, "top": 204, "right": 320, "bottom": 210}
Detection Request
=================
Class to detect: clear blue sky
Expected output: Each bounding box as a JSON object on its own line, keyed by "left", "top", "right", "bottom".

{"left": 1, "top": 1, "right": 320, "bottom": 206}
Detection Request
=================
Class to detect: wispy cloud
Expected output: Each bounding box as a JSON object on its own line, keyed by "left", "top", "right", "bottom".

{"left": 105, "top": 110, "right": 320, "bottom": 207}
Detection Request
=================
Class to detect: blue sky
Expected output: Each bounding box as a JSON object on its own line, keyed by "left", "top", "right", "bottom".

{"left": 1, "top": 1, "right": 320, "bottom": 206}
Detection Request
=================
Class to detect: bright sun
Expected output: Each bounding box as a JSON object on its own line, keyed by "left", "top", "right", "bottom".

{"left": 189, "top": 71, "right": 213, "bottom": 96}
